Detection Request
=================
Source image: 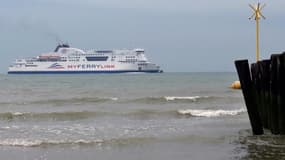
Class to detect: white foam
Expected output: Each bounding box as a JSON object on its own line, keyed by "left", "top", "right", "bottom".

{"left": 0, "top": 139, "right": 104, "bottom": 147}
{"left": 177, "top": 108, "right": 246, "bottom": 117}
{"left": 165, "top": 96, "right": 206, "bottom": 101}
{"left": 13, "top": 112, "right": 24, "bottom": 116}
{"left": 0, "top": 139, "right": 42, "bottom": 147}
{"left": 73, "top": 139, "right": 104, "bottom": 144}
{"left": 110, "top": 97, "right": 118, "bottom": 101}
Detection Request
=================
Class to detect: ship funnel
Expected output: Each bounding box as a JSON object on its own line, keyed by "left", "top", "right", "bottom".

{"left": 54, "top": 43, "right": 70, "bottom": 52}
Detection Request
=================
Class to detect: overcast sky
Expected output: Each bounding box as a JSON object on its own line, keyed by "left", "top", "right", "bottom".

{"left": 0, "top": 0, "right": 285, "bottom": 73}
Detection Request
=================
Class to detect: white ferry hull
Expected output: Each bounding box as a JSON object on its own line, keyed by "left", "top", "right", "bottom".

{"left": 8, "top": 60, "right": 160, "bottom": 74}
{"left": 8, "top": 70, "right": 160, "bottom": 74}
{"left": 8, "top": 45, "right": 161, "bottom": 74}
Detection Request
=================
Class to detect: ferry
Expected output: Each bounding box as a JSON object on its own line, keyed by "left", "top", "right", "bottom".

{"left": 8, "top": 44, "right": 161, "bottom": 74}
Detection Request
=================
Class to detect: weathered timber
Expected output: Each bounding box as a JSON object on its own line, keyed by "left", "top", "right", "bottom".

{"left": 278, "top": 53, "right": 285, "bottom": 134}
{"left": 235, "top": 60, "right": 264, "bottom": 135}
{"left": 269, "top": 54, "right": 280, "bottom": 134}
{"left": 251, "top": 63, "right": 263, "bottom": 126}
{"left": 258, "top": 60, "right": 271, "bottom": 129}
{"left": 236, "top": 53, "right": 285, "bottom": 135}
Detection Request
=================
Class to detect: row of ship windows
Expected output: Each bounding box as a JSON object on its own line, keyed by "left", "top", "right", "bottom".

{"left": 31, "top": 57, "right": 138, "bottom": 62}
{"left": 37, "top": 57, "right": 107, "bottom": 62}
{"left": 71, "top": 52, "right": 112, "bottom": 56}
{"left": 126, "top": 56, "right": 136, "bottom": 58}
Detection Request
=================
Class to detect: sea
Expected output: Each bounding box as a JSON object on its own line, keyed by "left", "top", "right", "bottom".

{"left": 0, "top": 72, "right": 284, "bottom": 160}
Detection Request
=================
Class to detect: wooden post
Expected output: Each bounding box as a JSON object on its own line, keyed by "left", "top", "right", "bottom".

{"left": 235, "top": 60, "right": 264, "bottom": 135}
{"left": 278, "top": 53, "right": 285, "bottom": 134}
{"left": 251, "top": 63, "right": 263, "bottom": 126}
{"left": 258, "top": 60, "right": 270, "bottom": 129}
{"left": 269, "top": 54, "right": 280, "bottom": 134}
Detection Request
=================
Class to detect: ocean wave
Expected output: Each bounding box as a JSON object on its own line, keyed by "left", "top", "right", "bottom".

{"left": 0, "top": 137, "right": 155, "bottom": 147}
{"left": 177, "top": 108, "right": 246, "bottom": 117}
{"left": 0, "top": 110, "right": 179, "bottom": 121}
{"left": 0, "top": 97, "right": 118, "bottom": 106}
{"left": 0, "top": 96, "right": 230, "bottom": 106}
{"left": 124, "top": 109, "right": 177, "bottom": 120}
{"left": 32, "top": 97, "right": 118, "bottom": 105}
{"left": 131, "top": 96, "right": 215, "bottom": 104}
{"left": 0, "top": 107, "right": 246, "bottom": 122}
{"left": 0, "top": 138, "right": 104, "bottom": 147}
{"left": 164, "top": 96, "right": 210, "bottom": 101}
{"left": 0, "top": 111, "right": 104, "bottom": 121}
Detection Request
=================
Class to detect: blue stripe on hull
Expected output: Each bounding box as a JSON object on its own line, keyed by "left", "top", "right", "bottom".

{"left": 8, "top": 70, "right": 160, "bottom": 74}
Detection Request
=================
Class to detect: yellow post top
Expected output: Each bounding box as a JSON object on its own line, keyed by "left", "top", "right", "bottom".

{"left": 249, "top": 3, "right": 266, "bottom": 21}
{"left": 249, "top": 3, "right": 266, "bottom": 62}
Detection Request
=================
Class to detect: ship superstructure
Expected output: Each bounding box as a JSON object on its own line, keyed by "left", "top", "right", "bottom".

{"left": 8, "top": 44, "right": 161, "bottom": 74}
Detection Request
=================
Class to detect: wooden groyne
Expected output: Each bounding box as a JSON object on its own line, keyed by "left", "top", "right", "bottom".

{"left": 235, "top": 53, "right": 285, "bottom": 135}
